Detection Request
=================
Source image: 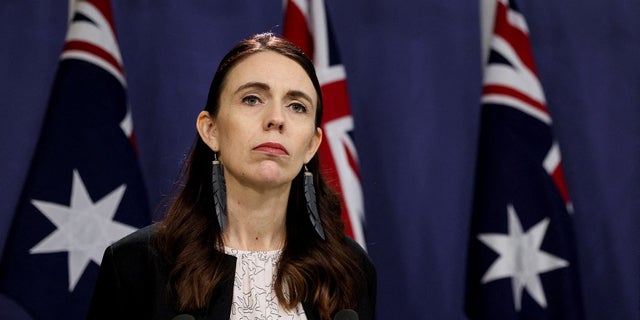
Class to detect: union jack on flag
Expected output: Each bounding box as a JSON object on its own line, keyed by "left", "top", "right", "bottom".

{"left": 283, "top": 0, "right": 366, "bottom": 248}
{"left": 465, "top": 0, "right": 584, "bottom": 318}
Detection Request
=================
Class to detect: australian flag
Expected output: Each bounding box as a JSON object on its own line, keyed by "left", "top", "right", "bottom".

{"left": 0, "top": 0, "right": 150, "bottom": 319}
{"left": 465, "top": 0, "right": 584, "bottom": 318}
{"left": 283, "top": 0, "right": 367, "bottom": 249}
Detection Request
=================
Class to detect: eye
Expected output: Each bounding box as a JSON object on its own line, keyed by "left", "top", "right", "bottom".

{"left": 242, "top": 95, "right": 261, "bottom": 106}
{"left": 289, "top": 102, "right": 308, "bottom": 113}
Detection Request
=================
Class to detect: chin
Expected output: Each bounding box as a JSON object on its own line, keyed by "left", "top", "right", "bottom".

{"left": 256, "top": 162, "right": 297, "bottom": 181}
{"left": 254, "top": 172, "right": 297, "bottom": 188}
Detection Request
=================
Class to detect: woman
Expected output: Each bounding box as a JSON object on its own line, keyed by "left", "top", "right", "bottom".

{"left": 88, "top": 33, "right": 376, "bottom": 320}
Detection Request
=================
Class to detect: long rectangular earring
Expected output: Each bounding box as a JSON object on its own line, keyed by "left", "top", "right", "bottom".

{"left": 304, "top": 165, "right": 326, "bottom": 240}
{"left": 212, "top": 153, "right": 227, "bottom": 230}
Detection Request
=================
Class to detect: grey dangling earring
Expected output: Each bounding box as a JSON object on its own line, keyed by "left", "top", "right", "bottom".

{"left": 212, "top": 153, "right": 227, "bottom": 230}
{"left": 304, "top": 165, "right": 325, "bottom": 240}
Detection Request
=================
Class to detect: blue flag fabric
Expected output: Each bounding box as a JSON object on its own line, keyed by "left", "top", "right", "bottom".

{"left": 465, "top": 0, "right": 584, "bottom": 318}
{"left": 0, "top": 0, "right": 150, "bottom": 318}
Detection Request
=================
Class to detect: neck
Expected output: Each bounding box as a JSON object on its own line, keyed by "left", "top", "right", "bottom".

{"left": 222, "top": 181, "right": 290, "bottom": 251}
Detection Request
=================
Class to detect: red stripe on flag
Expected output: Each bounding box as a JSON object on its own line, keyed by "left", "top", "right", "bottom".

{"left": 129, "top": 132, "right": 139, "bottom": 153}
{"left": 551, "top": 164, "right": 571, "bottom": 204}
{"left": 493, "top": 2, "right": 536, "bottom": 74}
{"left": 63, "top": 40, "right": 124, "bottom": 75}
{"left": 283, "top": 0, "right": 314, "bottom": 56}
{"left": 483, "top": 84, "right": 548, "bottom": 115}
{"left": 321, "top": 80, "right": 352, "bottom": 121}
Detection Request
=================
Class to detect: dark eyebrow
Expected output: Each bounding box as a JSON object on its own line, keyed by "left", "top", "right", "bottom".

{"left": 235, "top": 82, "right": 315, "bottom": 106}
{"left": 234, "top": 81, "right": 270, "bottom": 94}
{"left": 286, "top": 90, "right": 314, "bottom": 106}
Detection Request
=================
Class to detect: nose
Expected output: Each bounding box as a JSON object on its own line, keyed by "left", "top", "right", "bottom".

{"left": 264, "top": 104, "right": 285, "bottom": 132}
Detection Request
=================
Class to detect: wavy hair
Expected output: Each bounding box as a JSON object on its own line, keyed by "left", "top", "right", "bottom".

{"left": 157, "top": 33, "right": 363, "bottom": 319}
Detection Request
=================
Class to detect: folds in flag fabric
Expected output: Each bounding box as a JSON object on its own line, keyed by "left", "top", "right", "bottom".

{"left": 465, "top": 0, "right": 584, "bottom": 318}
{"left": 0, "top": 0, "right": 150, "bottom": 318}
{"left": 283, "top": 0, "right": 367, "bottom": 249}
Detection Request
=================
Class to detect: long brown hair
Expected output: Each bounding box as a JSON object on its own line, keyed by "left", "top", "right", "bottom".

{"left": 157, "top": 33, "right": 363, "bottom": 319}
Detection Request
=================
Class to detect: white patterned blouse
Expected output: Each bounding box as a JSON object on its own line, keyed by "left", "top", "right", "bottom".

{"left": 225, "top": 247, "right": 307, "bottom": 320}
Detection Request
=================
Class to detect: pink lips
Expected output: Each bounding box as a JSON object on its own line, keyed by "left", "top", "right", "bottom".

{"left": 253, "top": 142, "right": 289, "bottom": 156}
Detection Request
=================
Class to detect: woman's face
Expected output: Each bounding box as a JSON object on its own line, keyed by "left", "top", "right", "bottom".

{"left": 199, "top": 51, "right": 322, "bottom": 191}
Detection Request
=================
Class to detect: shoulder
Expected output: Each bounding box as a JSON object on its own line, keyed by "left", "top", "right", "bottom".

{"left": 111, "top": 223, "right": 157, "bottom": 249}
{"left": 104, "top": 223, "right": 162, "bottom": 268}
{"left": 343, "top": 237, "right": 376, "bottom": 276}
{"left": 110, "top": 223, "right": 157, "bottom": 250}
{"left": 90, "top": 224, "right": 186, "bottom": 318}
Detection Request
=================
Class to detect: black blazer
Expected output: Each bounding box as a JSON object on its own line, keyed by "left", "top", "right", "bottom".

{"left": 87, "top": 224, "right": 376, "bottom": 320}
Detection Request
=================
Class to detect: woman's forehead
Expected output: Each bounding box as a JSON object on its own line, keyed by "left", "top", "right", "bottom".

{"left": 224, "top": 52, "right": 316, "bottom": 99}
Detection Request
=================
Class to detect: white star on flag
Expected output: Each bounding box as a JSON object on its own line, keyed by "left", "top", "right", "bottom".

{"left": 478, "top": 204, "right": 569, "bottom": 311}
{"left": 29, "top": 169, "right": 138, "bottom": 291}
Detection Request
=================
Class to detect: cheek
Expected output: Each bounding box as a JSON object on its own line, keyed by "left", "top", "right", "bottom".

{"left": 218, "top": 120, "right": 257, "bottom": 156}
{"left": 216, "top": 113, "right": 242, "bottom": 141}
{"left": 303, "top": 132, "right": 320, "bottom": 158}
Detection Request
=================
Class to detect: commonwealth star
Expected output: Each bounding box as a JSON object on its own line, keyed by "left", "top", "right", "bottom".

{"left": 478, "top": 204, "right": 569, "bottom": 311}
{"left": 29, "top": 169, "right": 137, "bottom": 291}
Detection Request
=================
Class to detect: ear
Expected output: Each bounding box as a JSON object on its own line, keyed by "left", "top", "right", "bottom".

{"left": 304, "top": 127, "right": 323, "bottom": 163}
{"left": 196, "top": 111, "right": 218, "bottom": 151}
